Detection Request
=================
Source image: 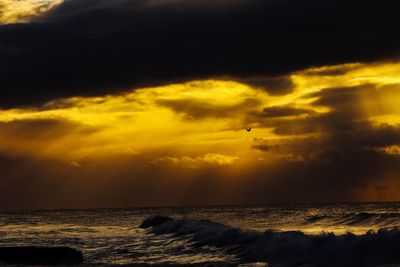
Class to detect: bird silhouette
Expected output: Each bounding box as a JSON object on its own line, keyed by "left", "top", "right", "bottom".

{"left": 246, "top": 128, "right": 252, "bottom": 132}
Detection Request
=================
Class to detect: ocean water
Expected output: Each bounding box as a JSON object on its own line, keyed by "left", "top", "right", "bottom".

{"left": 1, "top": 203, "right": 400, "bottom": 266}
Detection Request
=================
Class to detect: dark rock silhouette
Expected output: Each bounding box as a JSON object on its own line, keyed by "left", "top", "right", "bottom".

{"left": 0, "top": 246, "right": 84, "bottom": 265}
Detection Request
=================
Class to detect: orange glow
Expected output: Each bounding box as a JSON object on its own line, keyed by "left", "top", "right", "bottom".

{"left": 1, "top": 62, "right": 400, "bottom": 205}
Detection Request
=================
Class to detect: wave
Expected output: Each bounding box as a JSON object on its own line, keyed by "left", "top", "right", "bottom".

{"left": 140, "top": 215, "right": 400, "bottom": 267}
{"left": 304, "top": 212, "right": 400, "bottom": 228}
{"left": 338, "top": 212, "right": 400, "bottom": 226}
{"left": 140, "top": 216, "right": 259, "bottom": 248}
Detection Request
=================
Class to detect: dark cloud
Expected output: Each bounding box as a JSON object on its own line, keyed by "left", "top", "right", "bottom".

{"left": 255, "top": 84, "right": 383, "bottom": 135}
{"left": 310, "top": 85, "right": 373, "bottom": 111}
{"left": 249, "top": 132, "right": 400, "bottom": 203}
{"left": 1, "top": 0, "right": 400, "bottom": 108}
{"left": 237, "top": 76, "right": 295, "bottom": 95}
{"left": 261, "top": 106, "right": 315, "bottom": 118}
{"left": 249, "top": 83, "right": 400, "bottom": 201}
{"left": 353, "top": 182, "right": 369, "bottom": 188}
{"left": 156, "top": 97, "right": 261, "bottom": 119}
{"left": 0, "top": 118, "right": 98, "bottom": 140}
{"left": 256, "top": 84, "right": 400, "bottom": 150}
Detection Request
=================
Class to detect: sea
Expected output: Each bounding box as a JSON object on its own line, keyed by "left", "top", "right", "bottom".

{"left": 1, "top": 202, "right": 400, "bottom": 266}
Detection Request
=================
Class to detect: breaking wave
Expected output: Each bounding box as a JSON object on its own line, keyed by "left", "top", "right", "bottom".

{"left": 303, "top": 212, "right": 400, "bottom": 228}
{"left": 141, "top": 215, "right": 400, "bottom": 266}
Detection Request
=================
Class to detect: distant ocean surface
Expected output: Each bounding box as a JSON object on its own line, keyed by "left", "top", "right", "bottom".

{"left": 1, "top": 203, "right": 400, "bottom": 266}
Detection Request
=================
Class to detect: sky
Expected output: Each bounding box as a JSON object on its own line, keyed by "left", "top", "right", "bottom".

{"left": 1, "top": 0, "right": 400, "bottom": 209}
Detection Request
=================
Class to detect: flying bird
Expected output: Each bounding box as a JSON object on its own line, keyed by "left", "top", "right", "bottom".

{"left": 246, "top": 128, "right": 252, "bottom": 132}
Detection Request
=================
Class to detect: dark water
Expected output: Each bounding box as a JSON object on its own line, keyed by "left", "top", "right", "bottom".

{"left": 1, "top": 203, "right": 400, "bottom": 266}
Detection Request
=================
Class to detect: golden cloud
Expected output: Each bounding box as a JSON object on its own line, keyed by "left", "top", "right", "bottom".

{"left": 0, "top": 0, "right": 63, "bottom": 24}
{"left": 1, "top": 61, "right": 400, "bottom": 206}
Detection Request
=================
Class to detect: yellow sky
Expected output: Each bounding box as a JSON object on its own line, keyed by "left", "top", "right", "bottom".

{"left": 3, "top": 0, "right": 400, "bottom": 209}
{"left": 1, "top": 62, "right": 399, "bottom": 159}
{"left": 1, "top": 61, "right": 400, "bottom": 207}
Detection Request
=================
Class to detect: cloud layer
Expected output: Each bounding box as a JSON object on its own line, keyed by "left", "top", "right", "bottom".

{"left": 2, "top": 0, "right": 400, "bottom": 209}
{"left": 0, "top": 62, "right": 400, "bottom": 208}
{"left": 1, "top": 0, "right": 400, "bottom": 107}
